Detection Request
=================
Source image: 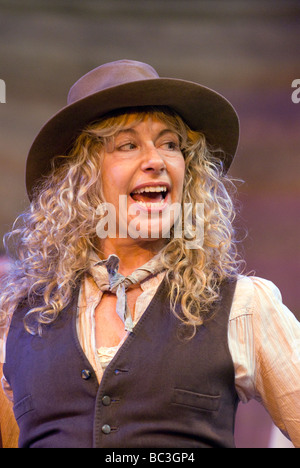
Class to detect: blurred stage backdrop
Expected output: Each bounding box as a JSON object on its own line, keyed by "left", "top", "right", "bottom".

{"left": 0, "top": 0, "right": 299, "bottom": 448}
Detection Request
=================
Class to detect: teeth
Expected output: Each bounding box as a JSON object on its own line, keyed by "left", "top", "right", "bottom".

{"left": 132, "top": 185, "right": 168, "bottom": 194}
{"left": 135, "top": 200, "right": 166, "bottom": 208}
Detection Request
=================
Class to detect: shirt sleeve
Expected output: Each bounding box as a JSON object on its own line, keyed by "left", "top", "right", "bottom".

{"left": 0, "top": 337, "right": 5, "bottom": 365}
{"left": 1, "top": 317, "right": 14, "bottom": 400}
{"left": 229, "top": 275, "right": 300, "bottom": 447}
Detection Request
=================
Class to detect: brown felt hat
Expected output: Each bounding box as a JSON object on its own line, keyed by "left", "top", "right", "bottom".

{"left": 26, "top": 59, "right": 239, "bottom": 200}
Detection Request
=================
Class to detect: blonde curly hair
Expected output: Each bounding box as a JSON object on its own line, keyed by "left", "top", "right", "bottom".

{"left": 0, "top": 107, "right": 244, "bottom": 336}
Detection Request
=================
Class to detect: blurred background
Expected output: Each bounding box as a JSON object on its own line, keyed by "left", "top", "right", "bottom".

{"left": 0, "top": 0, "right": 299, "bottom": 448}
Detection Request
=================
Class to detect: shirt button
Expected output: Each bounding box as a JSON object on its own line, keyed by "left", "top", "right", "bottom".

{"left": 101, "top": 424, "right": 111, "bottom": 434}
{"left": 81, "top": 369, "right": 92, "bottom": 380}
{"left": 102, "top": 395, "right": 111, "bottom": 406}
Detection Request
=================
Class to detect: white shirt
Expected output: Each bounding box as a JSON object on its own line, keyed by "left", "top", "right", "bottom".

{"left": 1, "top": 274, "right": 300, "bottom": 447}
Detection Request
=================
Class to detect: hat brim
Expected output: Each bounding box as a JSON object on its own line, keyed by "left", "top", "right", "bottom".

{"left": 26, "top": 78, "right": 239, "bottom": 200}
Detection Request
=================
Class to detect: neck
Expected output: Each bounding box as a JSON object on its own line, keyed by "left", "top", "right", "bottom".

{"left": 95, "top": 238, "right": 165, "bottom": 276}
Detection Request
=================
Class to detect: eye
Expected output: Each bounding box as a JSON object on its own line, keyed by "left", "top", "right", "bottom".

{"left": 117, "top": 142, "right": 137, "bottom": 151}
{"left": 160, "top": 141, "right": 180, "bottom": 151}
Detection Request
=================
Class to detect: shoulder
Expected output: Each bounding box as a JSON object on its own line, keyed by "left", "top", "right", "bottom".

{"left": 230, "top": 275, "right": 285, "bottom": 320}
{"left": 231, "top": 275, "right": 299, "bottom": 337}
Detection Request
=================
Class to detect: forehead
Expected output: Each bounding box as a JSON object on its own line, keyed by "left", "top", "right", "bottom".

{"left": 99, "top": 108, "right": 185, "bottom": 136}
{"left": 115, "top": 114, "right": 178, "bottom": 135}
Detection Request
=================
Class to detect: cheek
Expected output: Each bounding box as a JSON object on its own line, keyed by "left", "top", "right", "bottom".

{"left": 101, "top": 163, "right": 126, "bottom": 197}
{"left": 173, "top": 158, "right": 186, "bottom": 190}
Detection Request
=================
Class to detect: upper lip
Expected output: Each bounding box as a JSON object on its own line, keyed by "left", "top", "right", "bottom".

{"left": 130, "top": 181, "right": 171, "bottom": 194}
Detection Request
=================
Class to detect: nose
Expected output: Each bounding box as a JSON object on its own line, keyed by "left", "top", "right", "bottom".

{"left": 140, "top": 144, "right": 166, "bottom": 173}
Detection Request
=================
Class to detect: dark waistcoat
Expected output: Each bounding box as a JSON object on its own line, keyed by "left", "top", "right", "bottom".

{"left": 4, "top": 278, "right": 239, "bottom": 448}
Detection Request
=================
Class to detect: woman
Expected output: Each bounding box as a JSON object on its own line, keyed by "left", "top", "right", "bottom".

{"left": 0, "top": 60, "right": 299, "bottom": 448}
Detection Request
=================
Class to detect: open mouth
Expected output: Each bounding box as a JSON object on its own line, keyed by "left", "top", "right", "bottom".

{"left": 130, "top": 185, "right": 169, "bottom": 208}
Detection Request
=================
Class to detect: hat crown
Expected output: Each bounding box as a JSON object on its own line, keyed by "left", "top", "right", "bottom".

{"left": 67, "top": 59, "right": 159, "bottom": 105}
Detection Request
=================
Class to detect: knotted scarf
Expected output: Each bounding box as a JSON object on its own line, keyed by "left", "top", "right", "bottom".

{"left": 89, "top": 251, "right": 164, "bottom": 332}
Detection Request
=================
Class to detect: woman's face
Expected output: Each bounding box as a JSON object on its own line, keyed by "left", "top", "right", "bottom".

{"left": 99, "top": 114, "right": 185, "bottom": 243}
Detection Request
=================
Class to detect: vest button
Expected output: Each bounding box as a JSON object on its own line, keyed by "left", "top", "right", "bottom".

{"left": 102, "top": 395, "right": 111, "bottom": 406}
{"left": 101, "top": 424, "right": 111, "bottom": 434}
{"left": 81, "top": 369, "right": 92, "bottom": 380}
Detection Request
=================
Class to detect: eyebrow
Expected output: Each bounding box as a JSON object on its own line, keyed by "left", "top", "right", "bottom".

{"left": 115, "top": 127, "right": 178, "bottom": 139}
{"left": 115, "top": 128, "right": 137, "bottom": 137}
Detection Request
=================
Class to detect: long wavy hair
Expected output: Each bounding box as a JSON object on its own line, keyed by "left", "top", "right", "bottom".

{"left": 0, "top": 106, "right": 244, "bottom": 336}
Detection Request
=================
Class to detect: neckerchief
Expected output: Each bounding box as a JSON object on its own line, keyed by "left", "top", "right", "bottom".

{"left": 89, "top": 251, "right": 164, "bottom": 332}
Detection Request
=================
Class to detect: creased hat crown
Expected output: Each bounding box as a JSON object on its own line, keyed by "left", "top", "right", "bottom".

{"left": 67, "top": 60, "right": 159, "bottom": 105}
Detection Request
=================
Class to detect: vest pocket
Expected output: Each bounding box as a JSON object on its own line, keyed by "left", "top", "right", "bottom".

{"left": 172, "top": 388, "right": 220, "bottom": 412}
{"left": 13, "top": 394, "right": 34, "bottom": 420}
